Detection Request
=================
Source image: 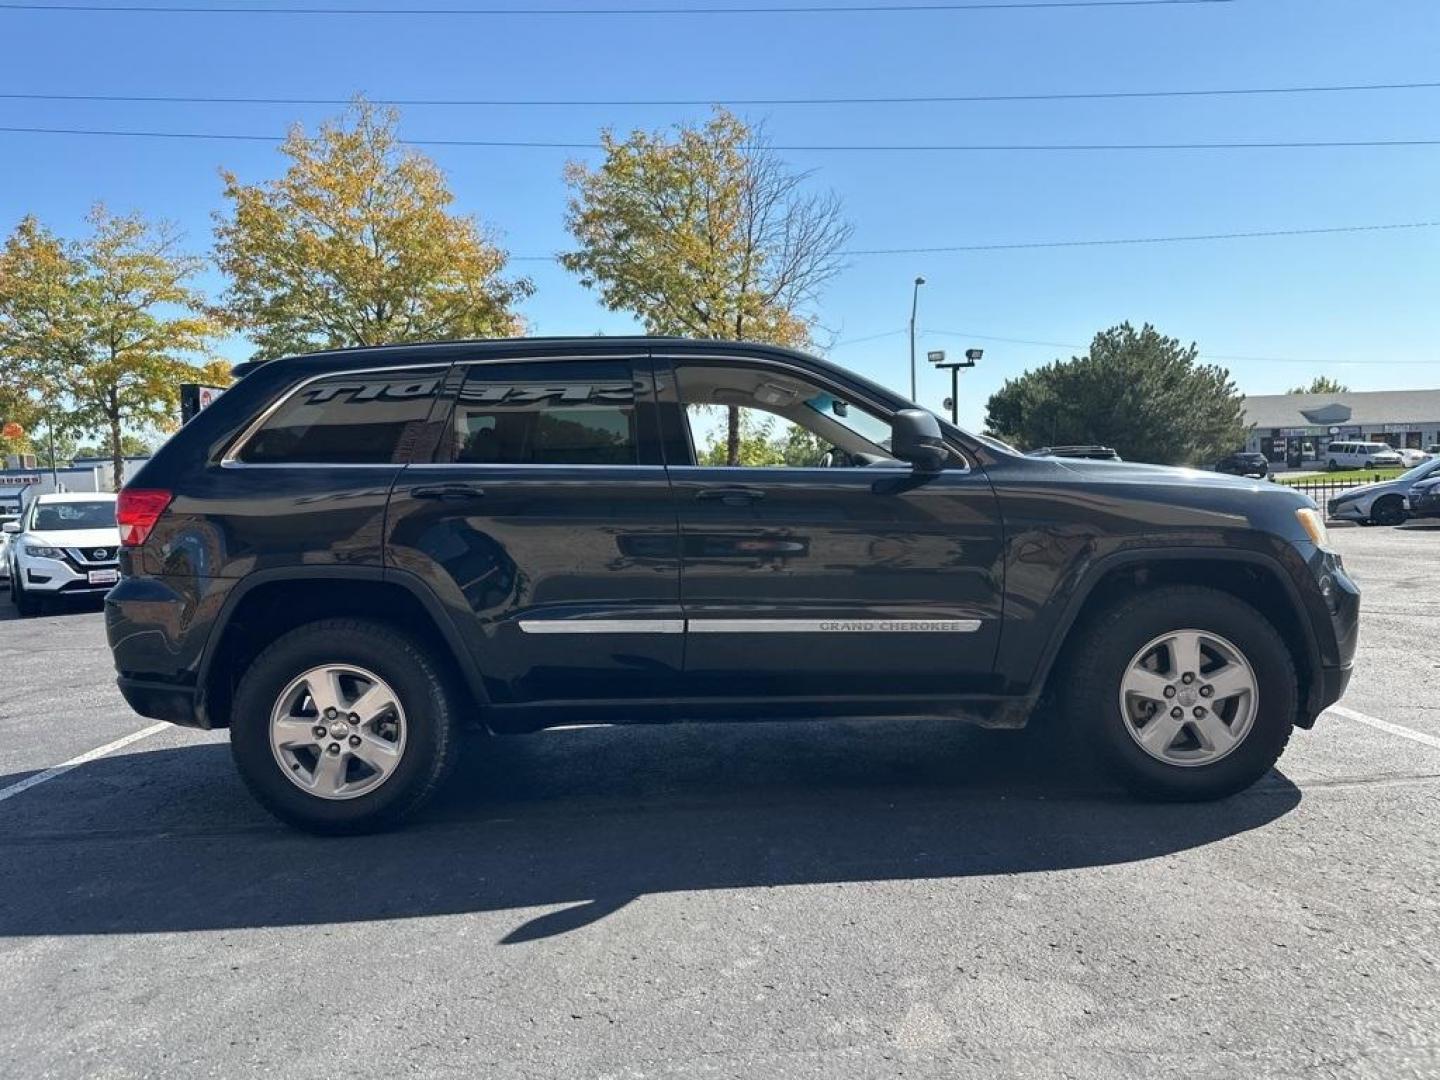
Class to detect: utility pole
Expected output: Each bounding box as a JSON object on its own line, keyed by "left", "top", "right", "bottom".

{"left": 908, "top": 276, "right": 925, "bottom": 401}
{"left": 47, "top": 417, "right": 58, "bottom": 488}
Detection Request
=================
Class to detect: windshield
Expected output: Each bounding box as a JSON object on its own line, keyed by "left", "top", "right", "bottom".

{"left": 1399, "top": 457, "right": 1440, "bottom": 483}
{"left": 31, "top": 501, "right": 117, "bottom": 531}
{"left": 802, "top": 391, "right": 893, "bottom": 451}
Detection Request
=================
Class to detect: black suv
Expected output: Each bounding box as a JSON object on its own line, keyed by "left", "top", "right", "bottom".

{"left": 1214, "top": 451, "right": 1270, "bottom": 479}
{"left": 106, "top": 339, "right": 1358, "bottom": 833}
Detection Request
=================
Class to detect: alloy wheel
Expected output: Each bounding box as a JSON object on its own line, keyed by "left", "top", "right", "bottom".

{"left": 268, "top": 664, "right": 408, "bottom": 800}
{"left": 1118, "top": 629, "right": 1258, "bottom": 767}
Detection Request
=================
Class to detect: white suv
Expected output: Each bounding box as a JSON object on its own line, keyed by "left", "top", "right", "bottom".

{"left": 4, "top": 492, "right": 121, "bottom": 616}
{"left": 1325, "top": 441, "right": 1404, "bottom": 470}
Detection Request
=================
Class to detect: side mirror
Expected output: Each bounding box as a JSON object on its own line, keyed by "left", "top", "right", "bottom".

{"left": 890, "top": 409, "right": 948, "bottom": 472}
{"left": 2, "top": 521, "right": 19, "bottom": 534}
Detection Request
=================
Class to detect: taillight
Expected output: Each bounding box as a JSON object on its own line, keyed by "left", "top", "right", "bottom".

{"left": 117, "top": 488, "right": 173, "bottom": 548}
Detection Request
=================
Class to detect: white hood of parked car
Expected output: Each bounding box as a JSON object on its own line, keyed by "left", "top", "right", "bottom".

{"left": 21, "top": 527, "right": 121, "bottom": 549}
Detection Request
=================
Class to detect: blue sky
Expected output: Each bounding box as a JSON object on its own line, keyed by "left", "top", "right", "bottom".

{"left": 1, "top": 0, "right": 1436, "bottom": 430}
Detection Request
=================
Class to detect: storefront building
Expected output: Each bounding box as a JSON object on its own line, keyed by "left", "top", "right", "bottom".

{"left": 1242, "top": 389, "right": 1440, "bottom": 466}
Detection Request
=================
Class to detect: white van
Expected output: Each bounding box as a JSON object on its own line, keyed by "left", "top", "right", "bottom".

{"left": 1325, "top": 441, "right": 1404, "bottom": 470}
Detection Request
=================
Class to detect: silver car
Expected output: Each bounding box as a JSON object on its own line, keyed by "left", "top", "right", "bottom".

{"left": 1327, "top": 456, "right": 1440, "bottom": 526}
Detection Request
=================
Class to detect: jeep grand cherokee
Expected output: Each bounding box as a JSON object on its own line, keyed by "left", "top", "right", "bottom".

{"left": 106, "top": 338, "right": 1358, "bottom": 833}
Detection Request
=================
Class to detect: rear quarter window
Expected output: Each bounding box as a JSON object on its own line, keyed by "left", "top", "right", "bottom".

{"left": 238, "top": 368, "right": 446, "bottom": 465}
{"left": 442, "top": 360, "right": 643, "bottom": 466}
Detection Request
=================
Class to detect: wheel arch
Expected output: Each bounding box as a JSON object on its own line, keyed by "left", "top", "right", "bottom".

{"left": 1029, "top": 549, "right": 1322, "bottom": 729}
{"left": 197, "top": 566, "right": 488, "bottom": 730}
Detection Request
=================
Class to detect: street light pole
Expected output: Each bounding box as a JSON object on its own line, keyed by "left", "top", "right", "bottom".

{"left": 929, "top": 347, "right": 983, "bottom": 427}
{"left": 908, "top": 276, "right": 925, "bottom": 401}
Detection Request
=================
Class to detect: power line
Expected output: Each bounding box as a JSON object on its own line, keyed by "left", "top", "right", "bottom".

{"left": 0, "top": 0, "right": 1236, "bottom": 15}
{"left": 6, "top": 79, "right": 1437, "bottom": 108}
{"left": 918, "top": 329, "right": 1439, "bottom": 365}
{"left": 3, "top": 124, "right": 1438, "bottom": 152}
{"left": 840, "top": 220, "right": 1440, "bottom": 254}
{"left": 510, "top": 220, "right": 1439, "bottom": 263}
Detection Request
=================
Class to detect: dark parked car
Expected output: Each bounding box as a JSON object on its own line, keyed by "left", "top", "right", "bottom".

{"left": 106, "top": 338, "right": 1359, "bottom": 833}
{"left": 1025, "top": 445, "right": 1122, "bottom": 461}
{"left": 1408, "top": 477, "right": 1440, "bottom": 519}
{"left": 1214, "top": 452, "right": 1269, "bottom": 479}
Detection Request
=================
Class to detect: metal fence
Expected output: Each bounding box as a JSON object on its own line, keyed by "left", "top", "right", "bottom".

{"left": 1272, "top": 474, "right": 1390, "bottom": 505}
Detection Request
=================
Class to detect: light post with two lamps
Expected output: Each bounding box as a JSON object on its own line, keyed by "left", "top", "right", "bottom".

{"left": 928, "top": 347, "right": 983, "bottom": 426}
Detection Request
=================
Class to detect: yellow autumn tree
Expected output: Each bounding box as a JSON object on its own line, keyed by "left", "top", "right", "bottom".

{"left": 561, "top": 108, "right": 851, "bottom": 463}
{"left": 215, "top": 100, "right": 532, "bottom": 361}
{"left": 0, "top": 208, "right": 227, "bottom": 486}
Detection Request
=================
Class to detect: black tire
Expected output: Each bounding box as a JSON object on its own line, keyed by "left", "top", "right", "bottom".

{"left": 1060, "top": 586, "right": 1296, "bottom": 801}
{"left": 12, "top": 577, "right": 40, "bottom": 617}
{"left": 229, "top": 618, "right": 461, "bottom": 835}
{"left": 1370, "top": 495, "right": 1406, "bottom": 527}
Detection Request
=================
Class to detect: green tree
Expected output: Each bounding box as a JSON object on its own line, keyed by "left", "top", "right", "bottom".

{"left": 780, "top": 423, "right": 828, "bottom": 467}
{"left": 75, "top": 433, "right": 152, "bottom": 460}
{"left": 561, "top": 108, "right": 851, "bottom": 463}
{"left": 0, "top": 215, "right": 84, "bottom": 462}
{"left": 36, "top": 431, "right": 78, "bottom": 470}
{"left": 1288, "top": 377, "right": 1350, "bottom": 395}
{"left": 696, "top": 409, "right": 787, "bottom": 466}
{"left": 0, "top": 207, "right": 227, "bottom": 487}
{"left": 984, "top": 322, "right": 1248, "bottom": 466}
{"left": 215, "top": 100, "right": 532, "bottom": 361}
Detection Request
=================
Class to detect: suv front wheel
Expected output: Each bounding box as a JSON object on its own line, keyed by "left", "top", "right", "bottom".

{"left": 1061, "top": 587, "right": 1296, "bottom": 800}
{"left": 229, "top": 619, "right": 460, "bottom": 834}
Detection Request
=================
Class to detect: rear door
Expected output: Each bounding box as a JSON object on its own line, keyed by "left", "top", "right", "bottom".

{"left": 656, "top": 353, "right": 1005, "bottom": 701}
{"left": 385, "top": 352, "right": 684, "bottom": 706}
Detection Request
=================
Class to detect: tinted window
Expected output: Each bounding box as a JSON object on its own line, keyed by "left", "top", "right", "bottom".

{"left": 447, "top": 360, "right": 640, "bottom": 466}
{"left": 240, "top": 369, "right": 444, "bottom": 465}
{"left": 33, "top": 501, "right": 116, "bottom": 531}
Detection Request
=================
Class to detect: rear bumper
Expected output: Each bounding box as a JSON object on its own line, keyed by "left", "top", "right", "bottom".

{"left": 116, "top": 676, "right": 206, "bottom": 729}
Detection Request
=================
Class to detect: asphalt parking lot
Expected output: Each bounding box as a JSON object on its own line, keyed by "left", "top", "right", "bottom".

{"left": 2, "top": 523, "right": 1438, "bottom": 1079}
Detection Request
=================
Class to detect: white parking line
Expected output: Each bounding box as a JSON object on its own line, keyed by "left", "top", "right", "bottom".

{"left": 0, "top": 723, "right": 171, "bottom": 805}
{"left": 1326, "top": 704, "right": 1440, "bottom": 752}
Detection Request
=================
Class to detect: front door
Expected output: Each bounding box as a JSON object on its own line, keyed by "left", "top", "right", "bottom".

{"left": 657, "top": 355, "right": 1005, "bottom": 701}
{"left": 386, "top": 353, "right": 683, "bottom": 706}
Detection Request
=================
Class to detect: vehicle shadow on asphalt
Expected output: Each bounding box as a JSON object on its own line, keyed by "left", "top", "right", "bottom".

{"left": 0, "top": 595, "right": 106, "bottom": 621}
{"left": 0, "top": 717, "right": 1301, "bottom": 942}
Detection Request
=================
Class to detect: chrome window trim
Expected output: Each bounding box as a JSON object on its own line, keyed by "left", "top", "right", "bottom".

{"left": 665, "top": 464, "right": 914, "bottom": 477}
{"left": 654, "top": 350, "right": 973, "bottom": 474}
{"left": 408, "top": 462, "right": 665, "bottom": 472}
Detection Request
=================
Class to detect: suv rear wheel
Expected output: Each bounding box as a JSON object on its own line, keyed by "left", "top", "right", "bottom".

{"left": 229, "top": 618, "right": 460, "bottom": 834}
{"left": 1061, "top": 587, "right": 1296, "bottom": 800}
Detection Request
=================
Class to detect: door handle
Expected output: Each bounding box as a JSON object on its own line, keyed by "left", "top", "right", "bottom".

{"left": 696, "top": 486, "right": 766, "bottom": 506}
{"left": 411, "top": 483, "right": 486, "bottom": 501}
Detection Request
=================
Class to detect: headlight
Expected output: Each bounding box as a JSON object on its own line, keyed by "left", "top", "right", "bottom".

{"left": 1295, "top": 508, "right": 1333, "bottom": 551}
{"left": 22, "top": 544, "right": 63, "bottom": 559}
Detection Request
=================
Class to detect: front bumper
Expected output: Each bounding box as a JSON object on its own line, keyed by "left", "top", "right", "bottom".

{"left": 1326, "top": 499, "right": 1371, "bottom": 522}
{"left": 17, "top": 553, "right": 120, "bottom": 594}
{"left": 116, "top": 676, "right": 205, "bottom": 727}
